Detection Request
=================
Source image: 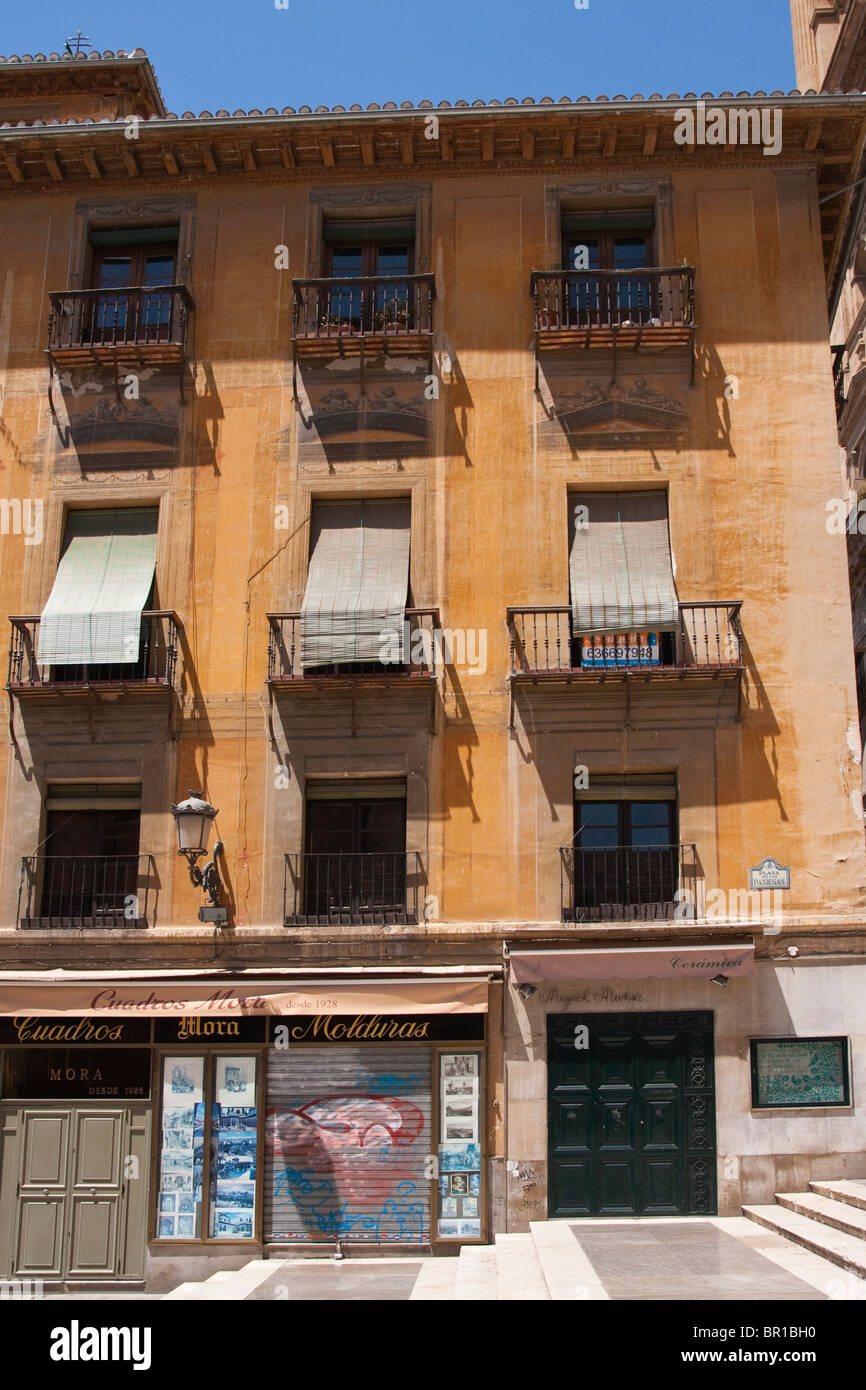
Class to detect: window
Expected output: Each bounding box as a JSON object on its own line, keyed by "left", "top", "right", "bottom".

{"left": 561, "top": 210, "right": 655, "bottom": 324}
{"left": 300, "top": 498, "right": 411, "bottom": 672}
{"left": 86, "top": 226, "right": 178, "bottom": 341}
{"left": 156, "top": 1053, "right": 259, "bottom": 1241}
{"left": 37, "top": 507, "right": 159, "bottom": 679}
{"left": 322, "top": 218, "right": 415, "bottom": 330}
{"left": 302, "top": 780, "right": 409, "bottom": 923}
{"left": 37, "top": 783, "right": 141, "bottom": 924}
{"left": 568, "top": 492, "right": 679, "bottom": 668}
{"left": 570, "top": 775, "right": 679, "bottom": 918}
{"left": 750, "top": 1038, "right": 851, "bottom": 1109}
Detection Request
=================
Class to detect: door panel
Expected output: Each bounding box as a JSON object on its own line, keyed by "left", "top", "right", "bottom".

{"left": 17, "top": 1197, "right": 65, "bottom": 1276}
{"left": 68, "top": 1197, "right": 118, "bottom": 1277}
{"left": 597, "top": 1161, "right": 636, "bottom": 1213}
{"left": 72, "top": 1110, "right": 123, "bottom": 1186}
{"left": 20, "top": 1111, "right": 69, "bottom": 1186}
{"left": 548, "top": 1011, "right": 716, "bottom": 1218}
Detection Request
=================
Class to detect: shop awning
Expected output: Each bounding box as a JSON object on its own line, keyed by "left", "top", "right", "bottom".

{"left": 569, "top": 491, "right": 678, "bottom": 637}
{"left": 301, "top": 498, "right": 411, "bottom": 668}
{"left": 0, "top": 967, "right": 492, "bottom": 1017}
{"left": 37, "top": 507, "right": 158, "bottom": 666}
{"left": 509, "top": 944, "right": 755, "bottom": 984}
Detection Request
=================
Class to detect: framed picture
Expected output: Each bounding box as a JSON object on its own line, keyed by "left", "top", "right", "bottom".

{"left": 215, "top": 1056, "right": 256, "bottom": 1107}
{"left": 750, "top": 1037, "right": 850, "bottom": 1108}
{"left": 164, "top": 1057, "right": 204, "bottom": 1105}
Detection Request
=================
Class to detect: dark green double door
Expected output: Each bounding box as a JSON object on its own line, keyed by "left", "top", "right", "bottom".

{"left": 548, "top": 1011, "right": 716, "bottom": 1218}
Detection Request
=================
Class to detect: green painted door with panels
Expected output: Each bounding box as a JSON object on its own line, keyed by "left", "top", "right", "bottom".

{"left": 547, "top": 1012, "right": 716, "bottom": 1217}
{"left": 0, "top": 1105, "right": 150, "bottom": 1279}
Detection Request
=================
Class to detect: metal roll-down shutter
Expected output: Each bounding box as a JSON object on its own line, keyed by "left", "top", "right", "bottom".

{"left": 265, "top": 1045, "right": 432, "bottom": 1245}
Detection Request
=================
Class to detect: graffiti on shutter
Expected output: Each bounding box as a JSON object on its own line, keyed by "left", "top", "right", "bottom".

{"left": 264, "top": 1045, "right": 432, "bottom": 1243}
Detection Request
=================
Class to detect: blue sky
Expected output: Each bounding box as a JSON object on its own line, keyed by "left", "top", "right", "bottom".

{"left": 4, "top": 0, "right": 797, "bottom": 115}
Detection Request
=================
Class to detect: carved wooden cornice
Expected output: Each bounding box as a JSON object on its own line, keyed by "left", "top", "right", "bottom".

{"left": 1, "top": 95, "right": 866, "bottom": 290}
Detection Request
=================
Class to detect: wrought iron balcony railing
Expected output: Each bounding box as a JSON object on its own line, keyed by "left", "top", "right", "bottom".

{"left": 284, "top": 851, "right": 421, "bottom": 925}
{"left": 47, "top": 286, "right": 193, "bottom": 362}
{"left": 7, "top": 612, "right": 181, "bottom": 692}
{"left": 833, "top": 343, "right": 847, "bottom": 422}
{"left": 531, "top": 267, "right": 696, "bottom": 338}
{"left": 507, "top": 603, "right": 742, "bottom": 676}
{"left": 267, "top": 609, "right": 441, "bottom": 681}
{"left": 19, "top": 854, "right": 156, "bottom": 929}
{"left": 561, "top": 843, "right": 697, "bottom": 922}
{"left": 292, "top": 274, "right": 435, "bottom": 349}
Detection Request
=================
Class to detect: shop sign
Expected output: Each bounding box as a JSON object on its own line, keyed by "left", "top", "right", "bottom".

{"left": 155, "top": 1017, "right": 266, "bottom": 1044}
{"left": 269, "top": 1013, "right": 486, "bottom": 1043}
{"left": 1, "top": 1048, "right": 151, "bottom": 1100}
{"left": 0, "top": 1016, "right": 151, "bottom": 1045}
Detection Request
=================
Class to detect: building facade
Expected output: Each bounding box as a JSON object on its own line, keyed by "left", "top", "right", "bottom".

{"left": 0, "top": 45, "right": 864, "bottom": 1289}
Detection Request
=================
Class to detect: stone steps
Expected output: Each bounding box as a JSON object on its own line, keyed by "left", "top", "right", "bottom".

{"left": 777, "top": 1191, "right": 866, "bottom": 1243}
{"left": 494, "top": 1232, "right": 550, "bottom": 1300}
{"left": 809, "top": 1179, "right": 866, "bottom": 1213}
{"left": 743, "top": 1201, "right": 866, "bottom": 1279}
{"left": 453, "top": 1244, "right": 499, "bottom": 1300}
{"left": 163, "top": 1259, "right": 275, "bottom": 1300}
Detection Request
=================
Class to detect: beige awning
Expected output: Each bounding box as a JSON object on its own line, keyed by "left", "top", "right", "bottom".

{"left": 38, "top": 507, "right": 158, "bottom": 666}
{"left": 569, "top": 491, "right": 678, "bottom": 636}
{"left": 301, "top": 498, "right": 411, "bottom": 667}
{"left": 510, "top": 944, "right": 755, "bottom": 983}
{"left": 0, "top": 968, "right": 490, "bottom": 1017}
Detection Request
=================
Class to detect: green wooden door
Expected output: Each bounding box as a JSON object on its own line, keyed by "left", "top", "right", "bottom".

{"left": 548, "top": 1011, "right": 716, "bottom": 1218}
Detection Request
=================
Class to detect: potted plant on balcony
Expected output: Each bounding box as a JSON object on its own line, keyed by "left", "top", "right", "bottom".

{"left": 373, "top": 298, "right": 411, "bottom": 332}
{"left": 537, "top": 303, "right": 560, "bottom": 330}
{"left": 317, "top": 312, "right": 353, "bottom": 335}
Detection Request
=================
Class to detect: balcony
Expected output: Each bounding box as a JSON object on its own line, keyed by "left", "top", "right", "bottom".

{"left": 267, "top": 609, "right": 441, "bottom": 686}
{"left": 508, "top": 603, "right": 742, "bottom": 679}
{"left": 561, "top": 844, "right": 697, "bottom": 923}
{"left": 284, "top": 852, "right": 422, "bottom": 925}
{"left": 18, "top": 854, "right": 156, "bottom": 929}
{"left": 530, "top": 267, "right": 696, "bottom": 379}
{"left": 7, "top": 611, "right": 181, "bottom": 696}
{"left": 292, "top": 274, "right": 435, "bottom": 363}
{"left": 833, "top": 343, "right": 847, "bottom": 423}
{"left": 46, "top": 286, "right": 194, "bottom": 367}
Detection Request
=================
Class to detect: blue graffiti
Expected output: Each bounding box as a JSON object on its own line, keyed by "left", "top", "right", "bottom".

{"left": 358, "top": 1073, "right": 425, "bottom": 1095}
{"left": 273, "top": 1169, "right": 426, "bottom": 1242}
{"left": 375, "top": 1182, "right": 425, "bottom": 1241}
{"left": 273, "top": 1165, "right": 332, "bottom": 1200}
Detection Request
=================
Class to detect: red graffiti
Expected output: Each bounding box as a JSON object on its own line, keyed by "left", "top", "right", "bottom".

{"left": 267, "top": 1094, "right": 426, "bottom": 1199}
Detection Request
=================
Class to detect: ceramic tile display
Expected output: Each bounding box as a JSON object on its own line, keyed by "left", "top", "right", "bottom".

{"left": 750, "top": 1037, "right": 850, "bottom": 1108}
{"left": 437, "top": 1052, "right": 481, "bottom": 1239}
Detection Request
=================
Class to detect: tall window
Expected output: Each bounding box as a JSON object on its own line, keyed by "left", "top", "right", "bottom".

{"left": 87, "top": 226, "right": 178, "bottom": 340}
{"left": 322, "top": 218, "right": 415, "bottom": 330}
{"left": 302, "top": 781, "right": 408, "bottom": 923}
{"left": 300, "top": 497, "right": 411, "bottom": 672}
{"left": 571, "top": 776, "right": 679, "bottom": 917}
{"left": 38, "top": 783, "right": 141, "bottom": 924}
{"left": 561, "top": 211, "right": 655, "bottom": 323}
{"left": 37, "top": 507, "right": 160, "bottom": 681}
